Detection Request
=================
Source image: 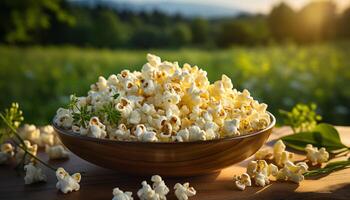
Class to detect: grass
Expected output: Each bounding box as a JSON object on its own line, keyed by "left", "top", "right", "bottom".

{"left": 0, "top": 44, "right": 349, "bottom": 125}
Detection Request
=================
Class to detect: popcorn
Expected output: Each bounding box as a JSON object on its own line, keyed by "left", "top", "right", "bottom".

{"left": 137, "top": 181, "right": 160, "bottom": 200}
{"left": 305, "top": 144, "right": 329, "bottom": 165}
{"left": 54, "top": 108, "right": 73, "bottom": 128}
{"left": 56, "top": 167, "right": 81, "bottom": 194}
{"left": 223, "top": 119, "right": 240, "bottom": 136}
{"left": 174, "top": 182, "right": 196, "bottom": 200}
{"left": 45, "top": 145, "right": 69, "bottom": 160}
{"left": 15, "top": 140, "right": 38, "bottom": 164}
{"left": 151, "top": 175, "right": 169, "bottom": 200}
{"left": 246, "top": 160, "right": 278, "bottom": 187}
{"left": 276, "top": 161, "right": 308, "bottom": 184}
{"left": 255, "top": 149, "right": 273, "bottom": 160}
{"left": 57, "top": 54, "right": 271, "bottom": 142}
{"left": 24, "top": 163, "right": 47, "bottom": 184}
{"left": 0, "top": 143, "right": 14, "bottom": 164}
{"left": 273, "top": 140, "right": 293, "bottom": 167}
{"left": 112, "top": 187, "right": 134, "bottom": 200}
{"left": 233, "top": 173, "right": 251, "bottom": 191}
{"left": 17, "top": 124, "right": 40, "bottom": 143}
{"left": 87, "top": 117, "right": 107, "bottom": 138}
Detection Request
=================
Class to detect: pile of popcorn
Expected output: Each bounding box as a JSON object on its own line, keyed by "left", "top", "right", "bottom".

{"left": 233, "top": 140, "right": 330, "bottom": 190}
{"left": 112, "top": 175, "right": 196, "bottom": 200}
{"left": 54, "top": 54, "right": 271, "bottom": 142}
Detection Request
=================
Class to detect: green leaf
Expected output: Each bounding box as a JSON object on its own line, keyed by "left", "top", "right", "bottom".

{"left": 304, "top": 159, "right": 350, "bottom": 177}
{"left": 281, "top": 123, "right": 349, "bottom": 152}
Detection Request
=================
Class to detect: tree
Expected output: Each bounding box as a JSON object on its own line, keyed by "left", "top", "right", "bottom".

{"left": 0, "top": 0, "right": 74, "bottom": 43}
{"left": 338, "top": 7, "right": 350, "bottom": 39}
{"left": 171, "top": 23, "right": 192, "bottom": 47}
{"left": 216, "top": 21, "right": 253, "bottom": 48}
{"left": 268, "top": 2, "right": 296, "bottom": 41}
{"left": 191, "top": 18, "right": 209, "bottom": 45}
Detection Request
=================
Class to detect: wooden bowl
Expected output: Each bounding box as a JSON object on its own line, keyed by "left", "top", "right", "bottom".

{"left": 53, "top": 112, "right": 275, "bottom": 177}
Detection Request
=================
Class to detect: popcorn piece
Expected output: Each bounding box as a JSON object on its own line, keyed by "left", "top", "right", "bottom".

{"left": 223, "top": 119, "right": 240, "bottom": 136}
{"left": 15, "top": 140, "right": 38, "bottom": 165}
{"left": 112, "top": 187, "right": 134, "bottom": 200}
{"left": 273, "top": 140, "right": 293, "bottom": 166}
{"left": 276, "top": 161, "right": 308, "bottom": 184}
{"left": 233, "top": 173, "right": 251, "bottom": 191}
{"left": 56, "top": 167, "right": 81, "bottom": 194}
{"left": 188, "top": 126, "right": 206, "bottom": 141}
{"left": 45, "top": 145, "right": 69, "bottom": 160}
{"left": 24, "top": 163, "right": 47, "bottom": 184}
{"left": 54, "top": 108, "right": 73, "bottom": 128}
{"left": 246, "top": 160, "right": 278, "bottom": 187}
{"left": 0, "top": 143, "right": 14, "bottom": 164}
{"left": 18, "top": 124, "right": 40, "bottom": 142}
{"left": 88, "top": 117, "right": 107, "bottom": 138}
{"left": 137, "top": 181, "right": 160, "bottom": 200}
{"left": 305, "top": 144, "right": 329, "bottom": 166}
{"left": 151, "top": 175, "right": 169, "bottom": 200}
{"left": 174, "top": 182, "right": 196, "bottom": 200}
{"left": 174, "top": 129, "right": 190, "bottom": 142}
{"left": 255, "top": 149, "right": 273, "bottom": 160}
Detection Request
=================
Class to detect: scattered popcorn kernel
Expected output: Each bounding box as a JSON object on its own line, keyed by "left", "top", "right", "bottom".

{"left": 174, "top": 182, "right": 196, "bottom": 200}
{"left": 151, "top": 175, "right": 169, "bottom": 200}
{"left": 24, "top": 163, "right": 47, "bottom": 184}
{"left": 276, "top": 161, "right": 308, "bottom": 184}
{"left": 305, "top": 144, "right": 329, "bottom": 166}
{"left": 255, "top": 149, "right": 273, "bottom": 160}
{"left": 56, "top": 167, "right": 81, "bottom": 194}
{"left": 45, "top": 145, "right": 69, "bottom": 160}
{"left": 0, "top": 143, "right": 14, "bottom": 164}
{"left": 15, "top": 140, "right": 38, "bottom": 165}
{"left": 112, "top": 187, "right": 134, "bottom": 200}
{"left": 246, "top": 160, "right": 278, "bottom": 187}
{"left": 233, "top": 173, "right": 252, "bottom": 190}
{"left": 273, "top": 140, "right": 293, "bottom": 166}
{"left": 137, "top": 181, "right": 160, "bottom": 200}
{"left": 18, "top": 124, "right": 40, "bottom": 143}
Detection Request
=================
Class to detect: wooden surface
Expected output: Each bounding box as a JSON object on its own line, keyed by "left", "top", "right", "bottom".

{"left": 0, "top": 126, "right": 349, "bottom": 200}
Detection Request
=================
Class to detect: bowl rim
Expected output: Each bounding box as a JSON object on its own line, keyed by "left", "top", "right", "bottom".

{"left": 53, "top": 112, "right": 275, "bottom": 145}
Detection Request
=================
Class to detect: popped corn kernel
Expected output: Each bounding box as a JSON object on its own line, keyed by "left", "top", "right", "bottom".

{"left": 276, "top": 161, "right": 308, "bottom": 184}
{"left": 45, "top": 145, "right": 69, "bottom": 160}
{"left": 24, "top": 163, "right": 47, "bottom": 184}
{"left": 0, "top": 143, "right": 14, "bottom": 164}
{"left": 56, "top": 167, "right": 81, "bottom": 194}
{"left": 305, "top": 144, "right": 329, "bottom": 166}
{"left": 151, "top": 175, "right": 169, "bottom": 200}
{"left": 137, "top": 181, "right": 160, "bottom": 200}
{"left": 112, "top": 187, "right": 134, "bottom": 200}
{"left": 233, "top": 173, "right": 252, "bottom": 190}
{"left": 174, "top": 182, "right": 196, "bottom": 200}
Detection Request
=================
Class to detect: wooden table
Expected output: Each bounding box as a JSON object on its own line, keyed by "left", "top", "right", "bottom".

{"left": 0, "top": 127, "right": 349, "bottom": 200}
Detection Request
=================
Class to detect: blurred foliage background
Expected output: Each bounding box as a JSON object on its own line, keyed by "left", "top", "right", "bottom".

{"left": 0, "top": 0, "right": 349, "bottom": 125}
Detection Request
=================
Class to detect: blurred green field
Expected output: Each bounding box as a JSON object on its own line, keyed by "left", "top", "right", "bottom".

{"left": 0, "top": 44, "right": 349, "bottom": 125}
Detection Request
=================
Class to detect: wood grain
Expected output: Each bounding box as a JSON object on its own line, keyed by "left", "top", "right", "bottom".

{"left": 0, "top": 126, "right": 349, "bottom": 200}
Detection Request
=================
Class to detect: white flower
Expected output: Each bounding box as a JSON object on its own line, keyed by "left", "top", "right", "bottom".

{"left": 54, "top": 108, "right": 73, "bottom": 128}
{"left": 276, "top": 161, "right": 308, "bottom": 184}
{"left": 0, "top": 143, "right": 14, "bottom": 164}
{"left": 24, "top": 163, "right": 47, "bottom": 184}
{"left": 305, "top": 144, "right": 329, "bottom": 165}
{"left": 45, "top": 145, "right": 69, "bottom": 160}
{"left": 151, "top": 175, "right": 169, "bottom": 200}
{"left": 233, "top": 173, "right": 251, "bottom": 191}
{"left": 137, "top": 181, "right": 160, "bottom": 200}
{"left": 112, "top": 187, "right": 134, "bottom": 200}
{"left": 56, "top": 167, "right": 81, "bottom": 194}
{"left": 174, "top": 182, "right": 196, "bottom": 200}
{"left": 223, "top": 119, "right": 240, "bottom": 136}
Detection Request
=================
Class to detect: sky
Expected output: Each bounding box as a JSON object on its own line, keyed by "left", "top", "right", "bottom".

{"left": 115, "top": 0, "right": 350, "bottom": 13}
